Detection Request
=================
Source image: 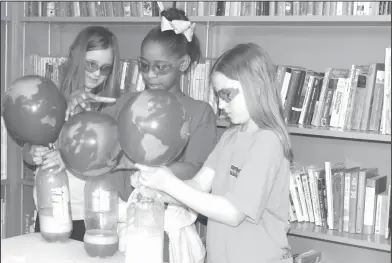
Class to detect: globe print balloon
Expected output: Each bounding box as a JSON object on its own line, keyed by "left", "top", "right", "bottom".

{"left": 1, "top": 75, "right": 67, "bottom": 145}
{"left": 118, "top": 90, "right": 190, "bottom": 166}
{"left": 58, "top": 111, "right": 123, "bottom": 177}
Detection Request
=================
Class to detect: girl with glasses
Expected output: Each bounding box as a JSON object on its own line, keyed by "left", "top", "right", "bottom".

{"left": 22, "top": 26, "right": 123, "bottom": 241}
{"left": 132, "top": 43, "right": 294, "bottom": 263}
{"left": 64, "top": 8, "right": 217, "bottom": 262}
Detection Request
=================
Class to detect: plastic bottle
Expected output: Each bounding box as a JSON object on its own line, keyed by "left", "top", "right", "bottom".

{"left": 84, "top": 175, "right": 119, "bottom": 258}
{"left": 35, "top": 165, "right": 72, "bottom": 242}
{"left": 125, "top": 188, "right": 165, "bottom": 263}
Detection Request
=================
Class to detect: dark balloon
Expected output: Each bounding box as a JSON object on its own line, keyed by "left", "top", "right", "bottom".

{"left": 2, "top": 75, "right": 67, "bottom": 145}
{"left": 118, "top": 90, "right": 190, "bottom": 166}
{"left": 58, "top": 111, "right": 122, "bottom": 177}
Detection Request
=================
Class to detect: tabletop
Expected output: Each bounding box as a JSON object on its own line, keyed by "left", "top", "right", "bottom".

{"left": 1, "top": 233, "right": 125, "bottom": 263}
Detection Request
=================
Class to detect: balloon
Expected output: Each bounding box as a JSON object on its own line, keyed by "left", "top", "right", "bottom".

{"left": 1, "top": 75, "right": 67, "bottom": 145}
{"left": 58, "top": 111, "right": 122, "bottom": 177}
{"left": 118, "top": 90, "right": 190, "bottom": 166}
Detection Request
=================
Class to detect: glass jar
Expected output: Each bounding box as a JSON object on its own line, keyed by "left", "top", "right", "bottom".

{"left": 35, "top": 165, "right": 72, "bottom": 242}
{"left": 125, "top": 188, "right": 165, "bottom": 263}
{"left": 84, "top": 175, "right": 119, "bottom": 258}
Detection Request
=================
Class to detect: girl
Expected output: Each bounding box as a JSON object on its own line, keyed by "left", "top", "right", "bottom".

{"left": 66, "top": 8, "right": 216, "bottom": 262}
{"left": 133, "top": 43, "right": 294, "bottom": 263}
{"left": 23, "top": 26, "right": 129, "bottom": 241}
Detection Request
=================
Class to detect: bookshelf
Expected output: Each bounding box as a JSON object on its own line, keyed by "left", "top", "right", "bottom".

{"left": 2, "top": 1, "right": 391, "bottom": 263}
{"left": 21, "top": 15, "right": 392, "bottom": 26}
{"left": 218, "top": 118, "right": 392, "bottom": 142}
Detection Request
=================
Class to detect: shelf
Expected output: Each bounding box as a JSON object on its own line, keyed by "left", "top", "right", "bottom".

{"left": 22, "top": 15, "right": 392, "bottom": 26}
{"left": 288, "top": 222, "right": 391, "bottom": 252}
{"left": 20, "top": 178, "right": 34, "bottom": 187}
{"left": 288, "top": 125, "right": 391, "bottom": 142}
{"left": 1, "top": 179, "right": 9, "bottom": 185}
{"left": 216, "top": 119, "right": 391, "bottom": 143}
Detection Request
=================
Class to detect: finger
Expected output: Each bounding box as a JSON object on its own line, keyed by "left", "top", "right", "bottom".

{"left": 87, "top": 93, "right": 116, "bottom": 104}
{"left": 32, "top": 146, "right": 50, "bottom": 152}
{"left": 42, "top": 151, "right": 58, "bottom": 161}
{"left": 32, "top": 157, "right": 43, "bottom": 165}
{"left": 33, "top": 150, "right": 52, "bottom": 158}
{"left": 134, "top": 164, "right": 156, "bottom": 172}
{"left": 66, "top": 97, "right": 81, "bottom": 120}
{"left": 41, "top": 161, "right": 58, "bottom": 170}
{"left": 76, "top": 96, "right": 87, "bottom": 110}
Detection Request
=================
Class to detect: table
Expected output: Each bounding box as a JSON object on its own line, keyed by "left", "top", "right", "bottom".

{"left": 1, "top": 233, "right": 125, "bottom": 263}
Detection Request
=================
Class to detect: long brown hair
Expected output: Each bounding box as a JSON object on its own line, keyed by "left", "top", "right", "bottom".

{"left": 60, "top": 26, "right": 121, "bottom": 103}
{"left": 211, "top": 43, "right": 293, "bottom": 161}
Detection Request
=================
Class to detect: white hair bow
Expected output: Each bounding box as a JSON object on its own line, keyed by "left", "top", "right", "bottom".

{"left": 161, "top": 16, "right": 196, "bottom": 42}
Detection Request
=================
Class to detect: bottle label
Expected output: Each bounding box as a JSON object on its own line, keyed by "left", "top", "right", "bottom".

{"left": 51, "top": 186, "right": 71, "bottom": 222}
{"left": 92, "top": 189, "right": 111, "bottom": 212}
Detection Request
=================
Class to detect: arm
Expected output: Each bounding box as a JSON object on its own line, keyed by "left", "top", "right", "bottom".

{"left": 166, "top": 161, "right": 201, "bottom": 180}
{"left": 163, "top": 166, "right": 246, "bottom": 227}
{"left": 168, "top": 103, "right": 217, "bottom": 181}
{"left": 161, "top": 131, "right": 282, "bottom": 226}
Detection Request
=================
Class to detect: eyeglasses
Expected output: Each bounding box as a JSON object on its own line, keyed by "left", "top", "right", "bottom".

{"left": 137, "top": 57, "right": 179, "bottom": 76}
{"left": 217, "top": 88, "right": 240, "bottom": 103}
{"left": 85, "top": 60, "right": 113, "bottom": 76}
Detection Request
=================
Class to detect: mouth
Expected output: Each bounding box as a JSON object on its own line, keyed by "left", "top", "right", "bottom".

{"left": 88, "top": 76, "right": 99, "bottom": 82}
{"left": 147, "top": 84, "right": 162, "bottom": 89}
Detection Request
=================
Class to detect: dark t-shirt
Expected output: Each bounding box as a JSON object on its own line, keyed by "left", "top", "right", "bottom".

{"left": 103, "top": 91, "right": 218, "bottom": 201}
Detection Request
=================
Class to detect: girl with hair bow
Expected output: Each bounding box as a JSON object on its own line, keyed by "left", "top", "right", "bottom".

{"left": 64, "top": 7, "right": 217, "bottom": 263}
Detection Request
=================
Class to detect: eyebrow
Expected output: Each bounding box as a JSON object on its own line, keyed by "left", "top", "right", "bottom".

{"left": 86, "top": 59, "right": 113, "bottom": 66}
{"left": 139, "top": 57, "right": 176, "bottom": 64}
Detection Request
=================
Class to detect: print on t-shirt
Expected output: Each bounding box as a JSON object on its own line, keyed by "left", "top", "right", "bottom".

{"left": 229, "top": 164, "right": 241, "bottom": 178}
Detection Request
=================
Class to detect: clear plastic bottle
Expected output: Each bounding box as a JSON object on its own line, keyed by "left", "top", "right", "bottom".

{"left": 84, "top": 175, "right": 119, "bottom": 258}
{"left": 35, "top": 165, "right": 72, "bottom": 242}
{"left": 125, "top": 188, "right": 165, "bottom": 263}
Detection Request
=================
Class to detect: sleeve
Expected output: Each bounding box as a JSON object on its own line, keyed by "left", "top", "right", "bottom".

{"left": 22, "top": 142, "right": 35, "bottom": 166}
{"left": 181, "top": 103, "right": 218, "bottom": 166}
{"left": 225, "top": 131, "right": 283, "bottom": 223}
{"left": 203, "top": 128, "right": 231, "bottom": 171}
{"left": 109, "top": 168, "right": 134, "bottom": 201}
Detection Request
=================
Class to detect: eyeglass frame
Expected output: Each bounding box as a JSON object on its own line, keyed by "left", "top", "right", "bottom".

{"left": 137, "top": 56, "right": 184, "bottom": 76}
{"left": 84, "top": 60, "right": 113, "bottom": 77}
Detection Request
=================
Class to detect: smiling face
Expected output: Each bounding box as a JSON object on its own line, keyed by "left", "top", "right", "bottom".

{"left": 140, "top": 41, "right": 187, "bottom": 91}
{"left": 212, "top": 72, "right": 251, "bottom": 125}
{"left": 84, "top": 48, "right": 113, "bottom": 92}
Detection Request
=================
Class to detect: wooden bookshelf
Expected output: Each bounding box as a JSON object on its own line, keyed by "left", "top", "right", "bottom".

{"left": 19, "top": 178, "right": 34, "bottom": 187}
{"left": 3, "top": 2, "right": 391, "bottom": 262}
{"left": 1, "top": 179, "right": 9, "bottom": 186}
{"left": 22, "top": 15, "right": 392, "bottom": 26}
{"left": 288, "top": 222, "right": 391, "bottom": 252}
{"left": 217, "top": 118, "right": 391, "bottom": 142}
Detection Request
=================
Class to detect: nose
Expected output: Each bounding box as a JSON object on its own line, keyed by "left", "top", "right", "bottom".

{"left": 91, "top": 69, "right": 101, "bottom": 77}
{"left": 218, "top": 98, "right": 227, "bottom": 109}
{"left": 146, "top": 68, "right": 158, "bottom": 79}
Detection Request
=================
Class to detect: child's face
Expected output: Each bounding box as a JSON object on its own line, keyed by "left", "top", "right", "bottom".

{"left": 140, "top": 41, "right": 184, "bottom": 91}
{"left": 84, "top": 48, "right": 113, "bottom": 91}
{"left": 212, "top": 72, "right": 250, "bottom": 125}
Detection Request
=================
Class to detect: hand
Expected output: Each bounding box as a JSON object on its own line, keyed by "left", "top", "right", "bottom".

{"left": 31, "top": 145, "right": 65, "bottom": 171}
{"left": 41, "top": 150, "right": 65, "bottom": 171}
{"left": 130, "top": 171, "right": 141, "bottom": 189}
{"left": 134, "top": 164, "right": 177, "bottom": 192}
{"left": 130, "top": 171, "right": 161, "bottom": 199}
{"left": 30, "top": 145, "right": 51, "bottom": 165}
{"left": 65, "top": 90, "right": 116, "bottom": 121}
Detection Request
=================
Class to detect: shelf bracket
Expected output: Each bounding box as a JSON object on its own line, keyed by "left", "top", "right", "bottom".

{"left": 47, "top": 21, "right": 51, "bottom": 56}
{"left": 205, "top": 21, "right": 210, "bottom": 59}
